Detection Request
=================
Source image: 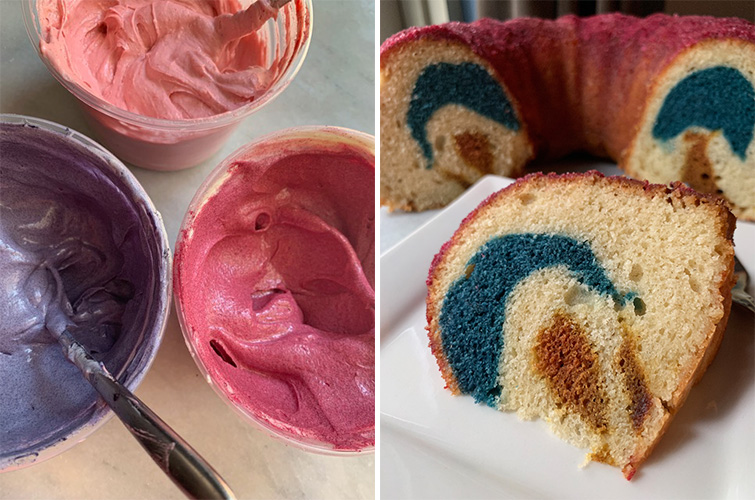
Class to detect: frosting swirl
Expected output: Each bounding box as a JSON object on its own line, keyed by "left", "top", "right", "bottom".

{"left": 175, "top": 134, "right": 375, "bottom": 450}
{"left": 38, "top": 0, "right": 283, "bottom": 119}
{"left": 0, "top": 121, "right": 164, "bottom": 464}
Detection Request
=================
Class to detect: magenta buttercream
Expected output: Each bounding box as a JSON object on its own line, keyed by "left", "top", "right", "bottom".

{"left": 175, "top": 131, "right": 375, "bottom": 451}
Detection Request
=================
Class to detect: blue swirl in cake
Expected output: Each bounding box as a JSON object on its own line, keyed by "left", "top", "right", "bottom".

{"left": 425, "top": 172, "right": 736, "bottom": 479}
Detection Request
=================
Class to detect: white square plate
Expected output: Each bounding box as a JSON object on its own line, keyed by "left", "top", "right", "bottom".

{"left": 380, "top": 175, "right": 755, "bottom": 499}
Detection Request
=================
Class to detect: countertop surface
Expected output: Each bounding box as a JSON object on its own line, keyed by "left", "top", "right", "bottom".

{"left": 0, "top": 0, "right": 375, "bottom": 498}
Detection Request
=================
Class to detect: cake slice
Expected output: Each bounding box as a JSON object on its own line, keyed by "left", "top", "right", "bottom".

{"left": 426, "top": 172, "right": 736, "bottom": 479}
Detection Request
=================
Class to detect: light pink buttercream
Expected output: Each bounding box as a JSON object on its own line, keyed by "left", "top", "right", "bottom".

{"left": 38, "top": 0, "right": 282, "bottom": 119}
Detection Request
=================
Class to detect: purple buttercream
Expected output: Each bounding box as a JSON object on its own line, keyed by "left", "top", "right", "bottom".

{"left": 0, "top": 120, "right": 166, "bottom": 466}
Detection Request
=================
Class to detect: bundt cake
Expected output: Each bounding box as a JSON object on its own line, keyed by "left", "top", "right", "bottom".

{"left": 425, "top": 172, "right": 736, "bottom": 479}
{"left": 380, "top": 13, "right": 755, "bottom": 220}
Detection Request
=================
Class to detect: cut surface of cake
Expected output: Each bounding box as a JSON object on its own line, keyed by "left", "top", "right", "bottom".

{"left": 425, "top": 172, "right": 736, "bottom": 479}
{"left": 380, "top": 13, "right": 755, "bottom": 219}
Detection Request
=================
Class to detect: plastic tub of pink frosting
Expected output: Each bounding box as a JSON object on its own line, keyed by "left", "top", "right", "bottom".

{"left": 23, "top": 0, "right": 312, "bottom": 171}
{"left": 173, "top": 126, "right": 375, "bottom": 454}
{"left": 0, "top": 114, "right": 171, "bottom": 470}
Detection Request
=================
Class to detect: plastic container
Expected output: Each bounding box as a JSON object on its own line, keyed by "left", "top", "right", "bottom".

{"left": 22, "top": 0, "right": 313, "bottom": 170}
{"left": 173, "top": 126, "right": 375, "bottom": 454}
{"left": 0, "top": 114, "right": 171, "bottom": 471}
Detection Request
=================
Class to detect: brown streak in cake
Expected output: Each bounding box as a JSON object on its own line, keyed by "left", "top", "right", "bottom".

{"left": 436, "top": 169, "right": 472, "bottom": 187}
{"left": 453, "top": 132, "right": 494, "bottom": 175}
{"left": 618, "top": 326, "right": 652, "bottom": 432}
{"left": 590, "top": 444, "right": 617, "bottom": 466}
{"left": 682, "top": 131, "right": 718, "bottom": 194}
{"left": 464, "top": 264, "right": 475, "bottom": 279}
{"left": 534, "top": 311, "right": 608, "bottom": 433}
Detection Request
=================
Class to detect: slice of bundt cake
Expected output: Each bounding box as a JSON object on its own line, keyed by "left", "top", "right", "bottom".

{"left": 426, "top": 172, "right": 736, "bottom": 479}
{"left": 380, "top": 14, "right": 755, "bottom": 219}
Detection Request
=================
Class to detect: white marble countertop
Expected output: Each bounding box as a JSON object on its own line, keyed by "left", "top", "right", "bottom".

{"left": 0, "top": 0, "right": 375, "bottom": 498}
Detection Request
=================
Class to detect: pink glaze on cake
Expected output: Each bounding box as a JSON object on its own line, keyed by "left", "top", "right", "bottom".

{"left": 381, "top": 14, "right": 755, "bottom": 160}
{"left": 174, "top": 132, "right": 375, "bottom": 451}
